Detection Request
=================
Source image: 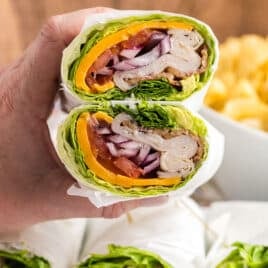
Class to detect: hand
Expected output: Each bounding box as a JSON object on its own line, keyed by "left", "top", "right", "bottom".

{"left": 0, "top": 8, "right": 167, "bottom": 233}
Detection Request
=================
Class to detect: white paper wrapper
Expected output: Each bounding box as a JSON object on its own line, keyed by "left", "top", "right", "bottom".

{"left": 48, "top": 99, "right": 224, "bottom": 207}
{"left": 0, "top": 219, "right": 86, "bottom": 268}
{"left": 204, "top": 201, "right": 268, "bottom": 267}
{"left": 61, "top": 9, "right": 219, "bottom": 112}
{"left": 79, "top": 197, "right": 205, "bottom": 267}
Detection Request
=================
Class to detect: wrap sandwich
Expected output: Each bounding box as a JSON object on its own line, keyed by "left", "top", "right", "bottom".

{"left": 215, "top": 242, "right": 268, "bottom": 268}
{"left": 78, "top": 244, "right": 172, "bottom": 268}
{"left": 205, "top": 201, "right": 268, "bottom": 268}
{"left": 62, "top": 10, "right": 218, "bottom": 104}
{"left": 0, "top": 249, "right": 49, "bottom": 268}
{"left": 56, "top": 102, "right": 223, "bottom": 198}
{"left": 0, "top": 219, "right": 86, "bottom": 268}
{"left": 78, "top": 198, "right": 205, "bottom": 267}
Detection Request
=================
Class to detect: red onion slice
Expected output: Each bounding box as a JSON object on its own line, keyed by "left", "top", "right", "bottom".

{"left": 106, "top": 141, "right": 139, "bottom": 158}
{"left": 142, "top": 158, "right": 160, "bottom": 175}
{"left": 113, "top": 43, "right": 161, "bottom": 72}
{"left": 120, "top": 47, "right": 142, "bottom": 59}
{"left": 135, "top": 144, "right": 151, "bottom": 165}
{"left": 142, "top": 32, "right": 167, "bottom": 52}
{"left": 150, "top": 32, "right": 167, "bottom": 42}
{"left": 112, "top": 55, "right": 119, "bottom": 65}
{"left": 106, "top": 142, "right": 118, "bottom": 157}
{"left": 107, "top": 135, "right": 129, "bottom": 144}
{"left": 112, "top": 35, "right": 169, "bottom": 80}
{"left": 119, "top": 141, "right": 141, "bottom": 150}
{"left": 124, "top": 44, "right": 161, "bottom": 67}
{"left": 96, "top": 67, "right": 113, "bottom": 76}
{"left": 96, "top": 127, "right": 111, "bottom": 135}
{"left": 160, "top": 36, "right": 171, "bottom": 55}
{"left": 118, "top": 148, "right": 139, "bottom": 158}
{"left": 143, "top": 152, "right": 160, "bottom": 165}
{"left": 113, "top": 61, "right": 137, "bottom": 71}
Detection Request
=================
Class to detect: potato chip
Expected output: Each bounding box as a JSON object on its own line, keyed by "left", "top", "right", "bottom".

{"left": 261, "top": 107, "right": 268, "bottom": 131}
{"left": 218, "top": 72, "right": 236, "bottom": 89}
{"left": 238, "top": 35, "right": 268, "bottom": 76}
{"left": 205, "top": 35, "right": 268, "bottom": 133}
{"left": 222, "top": 99, "right": 268, "bottom": 120}
{"left": 217, "top": 37, "right": 240, "bottom": 74}
{"left": 251, "top": 60, "right": 268, "bottom": 104}
{"left": 231, "top": 79, "right": 258, "bottom": 100}
{"left": 204, "top": 78, "right": 227, "bottom": 110}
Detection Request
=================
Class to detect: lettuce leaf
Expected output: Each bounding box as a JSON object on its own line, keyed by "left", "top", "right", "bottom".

{"left": 62, "top": 13, "right": 217, "bottom": 101}
{"left": 65, "top": 77, "right": 200, "bottom": 102}
{"left": 77, "top": 244, "right": 172, "bottom": 268}
{"left": 0, "top": 250, "right": 50, "bottom": 268}
{"left": 216, "top": 242, "right": 268, "bottom": 268}
{"left": 130, "top": 79, "right": 178, "bottom": 101}
{"left": 57, "top": 102, "right": 208, "bottom": 197}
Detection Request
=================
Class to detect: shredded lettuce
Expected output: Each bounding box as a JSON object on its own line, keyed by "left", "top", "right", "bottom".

{"left": 130, "top": 79, "right": 178, "bottom": 101}
{"left": 62, "top": 13, "right": 217, "bottom": 101}
{"left": 0, "top": 250, "right": 50, "bottom": 268}
{"left": 216, "top": 242, "right": 268, "bottom": 268}
{"left": 111, "top": 102, "right": 176, "bottom": 129}
{"left": 77, "top": 244, "right": 172, "bottom": 268}
{"left": 57, "top": 102, "right": 208, "bottom": 197}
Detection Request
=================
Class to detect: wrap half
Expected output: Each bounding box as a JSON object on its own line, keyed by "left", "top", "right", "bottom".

{"left": 215, "top": 242, "right": 268, "bottom": 268}
{"left": 79, "top": 198, "right": 205, "bottom": 267}
{"left": 0, "top": 249, "right": 49, "bottom": 268}
{"left": 62, "top": 10, "right": 218, "bottom": 105}
{"left": 0, "top": 219, "right": 86, "bottom": 268}
{"left": 205, "top": 201, "right": 268, "bottom": 268}
{"left": 56, "top": 101, "right": 223, "bottom": 198}
{"left": 78, "top": 244, "right": 172, "bottom": 268}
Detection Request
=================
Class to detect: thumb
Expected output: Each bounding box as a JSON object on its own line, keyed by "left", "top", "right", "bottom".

{"left": 14, "top": 8, "right": 113, "bottom": 118}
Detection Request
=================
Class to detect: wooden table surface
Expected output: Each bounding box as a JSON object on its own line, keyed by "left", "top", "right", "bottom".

{"left": 1, "top": 0, "right": 268, "bottom": 65}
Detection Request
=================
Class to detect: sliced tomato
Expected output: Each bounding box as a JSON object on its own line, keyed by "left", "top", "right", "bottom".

{"left": 87, "top": 117, "right": 127, "bottom": 175}
{"left": 87, "top": 118, "right": 111, "bottom": 160}
{"left": 85, "top": 75, "right": 97, "bottom": 87}
{"left": 120, "top": 29, "right": 153, "bottom": 49}
{"left": 113, "top": 157, "right": 143, "bottom": 178}
{"left": 92, "top": 49, "right": 113, "bottom": 71}
{"left": 95, "top": 73, "right": 113, "bottom": 85}
{"left": 86, "top": 47, "right": 120, "bottom": 87}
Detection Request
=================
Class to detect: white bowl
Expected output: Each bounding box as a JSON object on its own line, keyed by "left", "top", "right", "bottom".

{"left": 200, "top": 106, "right": 268, "bottom": 200}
